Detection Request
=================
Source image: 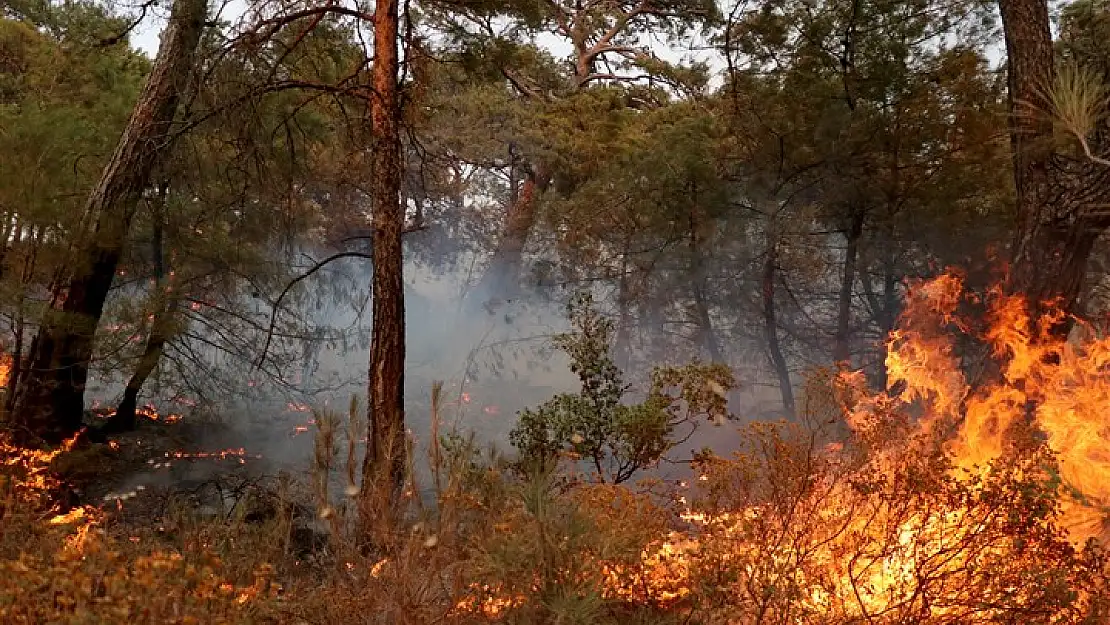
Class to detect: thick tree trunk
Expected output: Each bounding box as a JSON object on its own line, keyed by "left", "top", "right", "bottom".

{"left": 999, "top": 0, "right": 1110, "bottom": 336}
{"left": 474, "top": 163, "right": 551, "bottom": 302}
{"left": 10, "top": 0, "right": 207, "bottom": 445}
{"left": 360, "top": 0, "right": 407, "bottom": 515}
{"left": 833, "top": 210, "right": 864, "bottom": 365}
{"left": 762, "top": 244, "right": 795, "bottom": 417}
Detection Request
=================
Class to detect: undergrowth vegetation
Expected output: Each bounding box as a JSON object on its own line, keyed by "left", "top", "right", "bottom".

{"left": 3, "top": 293, "right": 1110, "bottom": 624}
{"left": 3, "top": 401, "right": 1110, "bottom": 623}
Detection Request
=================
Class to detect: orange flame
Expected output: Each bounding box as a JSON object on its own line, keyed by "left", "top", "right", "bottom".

{"left": 454, "top": 272, "right": 1109, "bottom": 620}
{"left": 0, "top": 352, "right": 11, "bottom": 388}
{"left": 874, "top": 274, "right": 1110, "bottom": 543}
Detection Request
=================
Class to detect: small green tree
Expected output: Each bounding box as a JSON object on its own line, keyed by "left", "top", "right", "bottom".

{"left": 510, "top": 292, "right": 735, "bottom": 484}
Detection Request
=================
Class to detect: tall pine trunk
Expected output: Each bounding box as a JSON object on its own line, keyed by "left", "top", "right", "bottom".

{"left": 10, "top": 0, "right": 207, "bottom": 445}
{"left": 474, "top": 163, "right": 551, "bottom": 302}
{"left": 833, "top": 210, "right": 864, "bottom": 365}
{"left": 999, "top": 0, "right": 1110, "bottom": 335}
{"left": 762, "top": 243, "right": 795, "bottom": 417}
{"left": 360, "top": 0, "right": 406, "bottom": 518}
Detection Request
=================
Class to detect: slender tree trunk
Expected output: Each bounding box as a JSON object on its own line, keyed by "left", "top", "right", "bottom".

{"left": 361, "top": 0, "right": 406, "bottom": 515}
{"left": 107, "top": 183, "right": 174, "bottom": 434}
{"left": 10, "top": 0, "right": 206, "bottom": 445}
{"left": 0, "top": 213, "right": 16, "bottom": 282}
{"left": 474, "top": 163, "right": 551, "bottom": 302}
{"left": 613, "top": 239, "right": 634, "bottom": 372}
{"left": 876, "top": 247, "right": 900, "bottom": 389}
{"left": 110, "top": 299, "right": 178, "bottom": 433}
{"left": 642, "top": 294, "right": 667, "bottom": 365}
{"left": 688, "top": 197, "right": 724, "bottom": 363}
{"left": 833, "top": 210, "right": 865, "bottom": 365}
{"left": 5, "top": 225, "right": 44, "bottom": 413}
{"left": 762, "top": 243, "right": 795, "bottom": 417}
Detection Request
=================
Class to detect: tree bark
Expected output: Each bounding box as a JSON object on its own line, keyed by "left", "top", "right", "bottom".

{"left": 999, "top": 0, "right": 1110, "bottom": 337}
{"left": 10, "top": 0, "right": 207, "bottom": 445}
{"left": 360, "top": 0, "right": 407, "bottom": 516}
{"left": 473, "top": 163, "right": 551, "bottom": 302}
{"left": 762, "top": 243, "right": 795, "bottom": 417}
{"left": 833, "top": 210, "right": 865, "bottom": 365}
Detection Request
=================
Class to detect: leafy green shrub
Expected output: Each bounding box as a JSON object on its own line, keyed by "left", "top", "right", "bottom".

{"left": 510, "top": 292, "right": 735, "bottom": 483}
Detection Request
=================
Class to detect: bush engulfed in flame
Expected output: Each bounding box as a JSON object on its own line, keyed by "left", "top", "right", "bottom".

{"left": 459, "top": 274, "right": 1110, "bottom": 623}
{"left": 876, "top": 272, "right": 1110, "bottom": 544}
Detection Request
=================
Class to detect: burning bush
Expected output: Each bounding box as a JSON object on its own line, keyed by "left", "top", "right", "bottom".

{"left": 456, "top": 274, "right": 1110, "bottom": 623}
{"left": 680, "top": 419, "right": 1108, "bottom": 623}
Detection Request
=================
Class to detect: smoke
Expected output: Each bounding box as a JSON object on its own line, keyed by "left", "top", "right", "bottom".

{"left": 86, "top": 241, "right": 789, "bottom": 500}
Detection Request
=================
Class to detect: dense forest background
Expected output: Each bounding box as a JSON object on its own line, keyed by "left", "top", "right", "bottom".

{"left": 5, "top": 0, "right": 1108, "bottom": 453}
{"left": 0, "top": 0, "right": 1031, "bottom": 431}
{"left": 7, "top": 0, "right": 1110, "bottom": 622}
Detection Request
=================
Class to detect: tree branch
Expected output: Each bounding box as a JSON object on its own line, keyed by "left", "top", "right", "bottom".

{"left": 253, "top": 251, "right": 372, "bottom": 372}
{"left": 253, "top": 223, "right": 425, "bottom": 371}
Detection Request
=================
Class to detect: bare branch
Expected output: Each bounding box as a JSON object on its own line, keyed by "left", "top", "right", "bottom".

{"left": 253, "top": 224, "right": 425, "bottom": 371}
{"left": 253, "top": 251, "right": 372, "bottom": 372}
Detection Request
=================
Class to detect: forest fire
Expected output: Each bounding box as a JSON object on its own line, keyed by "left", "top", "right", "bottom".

{"left": 0, "top": 352, "right": 11, "bottom": 387}
{"left": 872, "top": 273, "right": 1110, "bottom": 544}
{"left": 161, "top": 447, "right": 261, "bottom": 465}
{"left": 88, "top": 402, "right": 183, "bottom": 425}
{"left": 135, "top": 404, "right": 183, "bottom": 424}
{"left": 454, "top": 273, "right": 1110, "bottom": 621}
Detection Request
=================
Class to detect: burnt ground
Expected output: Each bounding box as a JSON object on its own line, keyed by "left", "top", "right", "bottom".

{"left": 47, "top": 409, "right": 333, "bottom": 563}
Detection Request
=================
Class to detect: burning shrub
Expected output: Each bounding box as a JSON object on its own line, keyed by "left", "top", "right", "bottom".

{"left": 680, "top": 418, "right": 1109, "bottom": 624}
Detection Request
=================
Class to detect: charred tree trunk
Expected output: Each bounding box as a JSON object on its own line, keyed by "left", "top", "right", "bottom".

{"left": 999, "top": 0, "right": 1110, "bottom": 337}
{"left": 762, "top": 243, "right": 795, "bottom": 417}
{"left": 688, "top": 195, "right": 725, "bottom": 364}
{"left": 5, "top": 223, "right": 41, "bottom": 412}
{"left": 10, "top": 0, "right": 207, "bottom": 445}
{"left": 833, "top": 210, "right": 865, "bottom": 365}
{"left": 106, "top": 183, "right": 174, "bottom": 434}
{"left": 361, "top": 0, "right": 407, "bottom": 514}
{"left": 474, "top": 163, "right": 551, "bottom": 302}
